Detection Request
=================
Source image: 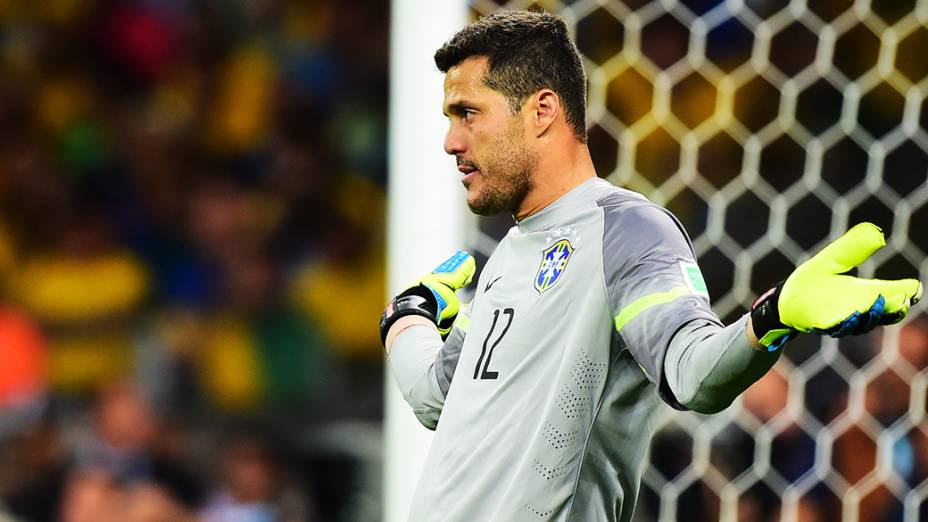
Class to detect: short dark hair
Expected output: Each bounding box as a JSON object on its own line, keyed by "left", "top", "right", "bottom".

{"left": 434, "top": 10, "right": 588, "bottom": 143}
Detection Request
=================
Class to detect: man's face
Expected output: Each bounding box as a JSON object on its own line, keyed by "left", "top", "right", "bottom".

{"left": 442, "top": 57, "right": 536, "bottom": 216}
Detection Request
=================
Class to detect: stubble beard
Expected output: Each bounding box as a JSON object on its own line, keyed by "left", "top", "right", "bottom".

{"left": 466, "top": 124, "right": 537, "bottom": 217}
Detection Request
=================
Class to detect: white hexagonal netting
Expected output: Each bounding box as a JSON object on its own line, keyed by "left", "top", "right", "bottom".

{"left": 467, "top": 1, "right": 928, "bottom": 520}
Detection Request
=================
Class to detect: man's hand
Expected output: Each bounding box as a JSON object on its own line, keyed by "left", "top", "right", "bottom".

{"left": 380, "top": 251, "right": 476, "bottom": 346}
{"left": 751, "top": 223, "right": 923, "bottom": 350}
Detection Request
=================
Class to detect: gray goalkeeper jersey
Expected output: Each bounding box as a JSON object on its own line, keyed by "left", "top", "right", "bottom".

{"left": 393, "top": 177, "right": 722, "bottom": 521}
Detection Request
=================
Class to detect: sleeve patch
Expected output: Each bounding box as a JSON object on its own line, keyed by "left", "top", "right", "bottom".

{"left": 680, "top": 262, "right": 709, "bottom": 297}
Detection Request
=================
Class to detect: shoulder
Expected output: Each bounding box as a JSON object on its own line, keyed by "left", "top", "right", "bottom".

{"left": 595, "top": 187, "right": 691, "bottom": 254}
{"left": 593, "top": 183, "right": 651, "bottom": 211}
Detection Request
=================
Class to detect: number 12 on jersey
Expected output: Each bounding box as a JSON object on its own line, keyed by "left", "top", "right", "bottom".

{"left": 473, "top": 308, "right": 514, "bottom": 380}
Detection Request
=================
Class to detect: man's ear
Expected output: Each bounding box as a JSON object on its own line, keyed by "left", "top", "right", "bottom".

{"left": 529, "top": 89, "right": 560, "bottom": 138}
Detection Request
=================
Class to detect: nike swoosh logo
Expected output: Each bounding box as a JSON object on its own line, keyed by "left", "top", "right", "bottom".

{"left": 485, "top": 276, "right": 502, "bottom": 292}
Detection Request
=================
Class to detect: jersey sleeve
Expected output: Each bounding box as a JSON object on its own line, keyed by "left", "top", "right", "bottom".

{"left": 599, "top": 198, "right": 722, "bottom": 405}
{"left": 386, "top": 306, "right": 469, "bottom": 430}
{"left": 664, "top": 315, "right": 780, "bottom": 413}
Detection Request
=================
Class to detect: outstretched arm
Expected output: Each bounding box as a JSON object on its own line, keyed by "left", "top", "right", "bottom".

{"left": 664, "top": 223, "right": 922, "bottom": 414}
{"left": 663, "top": 315, "right": 778, "bottom": 414}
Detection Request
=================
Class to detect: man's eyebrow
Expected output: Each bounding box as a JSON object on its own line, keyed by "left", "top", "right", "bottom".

{"left": 443, "top": 102, "right": 473, "bottom": 117}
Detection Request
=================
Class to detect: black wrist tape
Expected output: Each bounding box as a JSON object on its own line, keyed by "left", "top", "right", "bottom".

{"left": 750, "top": 282, "right": 792, "bottom": 347}
{"left": 380, "top": 286, "right": 439, "bottom": 346}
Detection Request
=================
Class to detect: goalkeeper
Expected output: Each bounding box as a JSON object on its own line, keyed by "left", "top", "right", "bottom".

{"left": 381, "top": 10, "right": 923, "bottom": 522}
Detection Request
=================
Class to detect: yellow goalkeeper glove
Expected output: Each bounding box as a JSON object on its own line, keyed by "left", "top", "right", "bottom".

{"left": 751, "top": 223, "right": 923, "bottom": 350}
{"left": 380, "top": 251, "right": 476, "bottom": 345}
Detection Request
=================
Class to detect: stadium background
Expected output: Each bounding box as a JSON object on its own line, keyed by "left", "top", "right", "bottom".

{"left": 0, "top": 0, "right": 926, "bottom": 521}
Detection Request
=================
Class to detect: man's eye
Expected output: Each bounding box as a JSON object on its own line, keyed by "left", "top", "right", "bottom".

{"left": 462, "top": 110, "right": 476, "bottom": 121}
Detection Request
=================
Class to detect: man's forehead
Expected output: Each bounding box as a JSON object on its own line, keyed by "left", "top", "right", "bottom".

{"left": 443, "top": 56, "right": 491, "bottom": 104}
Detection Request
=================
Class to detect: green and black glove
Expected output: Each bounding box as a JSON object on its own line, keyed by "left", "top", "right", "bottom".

{"left": 380, "top": 251, "right": 476, "bottom": 346}
{"left": 751, "top": 223, "right": 923, "bottom": 351}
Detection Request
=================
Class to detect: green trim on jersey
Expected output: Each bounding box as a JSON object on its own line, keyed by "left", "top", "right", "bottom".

{"left": 614, "top": 286, "right": 690, "bottom": 332}
{"left": 453, "top": 312, "right": 470, "bottom": 333}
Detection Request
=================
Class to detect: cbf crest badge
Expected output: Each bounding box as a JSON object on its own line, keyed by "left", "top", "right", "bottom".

{"left": 534, "top": 239, "right": 575, "bottom": 294}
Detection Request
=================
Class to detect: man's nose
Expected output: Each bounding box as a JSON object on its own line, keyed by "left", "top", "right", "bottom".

{"left": 444, "top": 125, "right": 466, "bottom": 156}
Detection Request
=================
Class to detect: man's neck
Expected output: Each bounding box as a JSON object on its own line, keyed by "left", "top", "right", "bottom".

{"left": 514, "top": 144, "right": 597, "bottom": 221}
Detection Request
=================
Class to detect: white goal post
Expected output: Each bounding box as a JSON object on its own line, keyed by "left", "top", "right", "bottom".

{"left": 385, "top": 1, "right": 469, "bottom": 522}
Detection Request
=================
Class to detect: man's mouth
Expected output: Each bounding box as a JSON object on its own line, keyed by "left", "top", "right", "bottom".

{"left": 457, "top": 161, "right": 480, "bottom": 185}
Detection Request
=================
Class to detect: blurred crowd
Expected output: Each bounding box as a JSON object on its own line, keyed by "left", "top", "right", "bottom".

{"left": 0, "top": 0, "right": 388, "bottom": 520}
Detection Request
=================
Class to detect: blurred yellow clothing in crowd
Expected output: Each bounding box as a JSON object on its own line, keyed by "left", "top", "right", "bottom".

{"left": 11, "top": 253, "right": 147, "bottom": 321}
{"left": 9, "top": 252, "right": 148, "bottom": 393}
{"left": 0, "top": 222, "right": 14, "bottom": 283}
{"left": 201, "top": 315, "right": 261, "bottom": 411}
{"left": 199, "top": 307, "right": 326, "bottom": 412}
{"left": 209, "top": 44, "right": 276, "bottom": 152}
{"left": 46, "top": 331, "right": 134, "bottom": 394}
{"left": 292, "top": 249, "right": 384, "bottom": 360}
{"left": 292, "top": 176, "right": 386, "bottom": 360}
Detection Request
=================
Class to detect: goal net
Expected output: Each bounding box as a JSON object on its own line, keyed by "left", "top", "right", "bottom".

{"left": 467, "top": 1, "right": 928, "bottom": 520}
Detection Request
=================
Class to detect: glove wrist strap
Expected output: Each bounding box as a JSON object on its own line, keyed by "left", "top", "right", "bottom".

{"left": 380, "top": 287, "right": 439, "bottom": 346}
{"left": 751, "top": 283, "right": 795, "bottom": 351}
